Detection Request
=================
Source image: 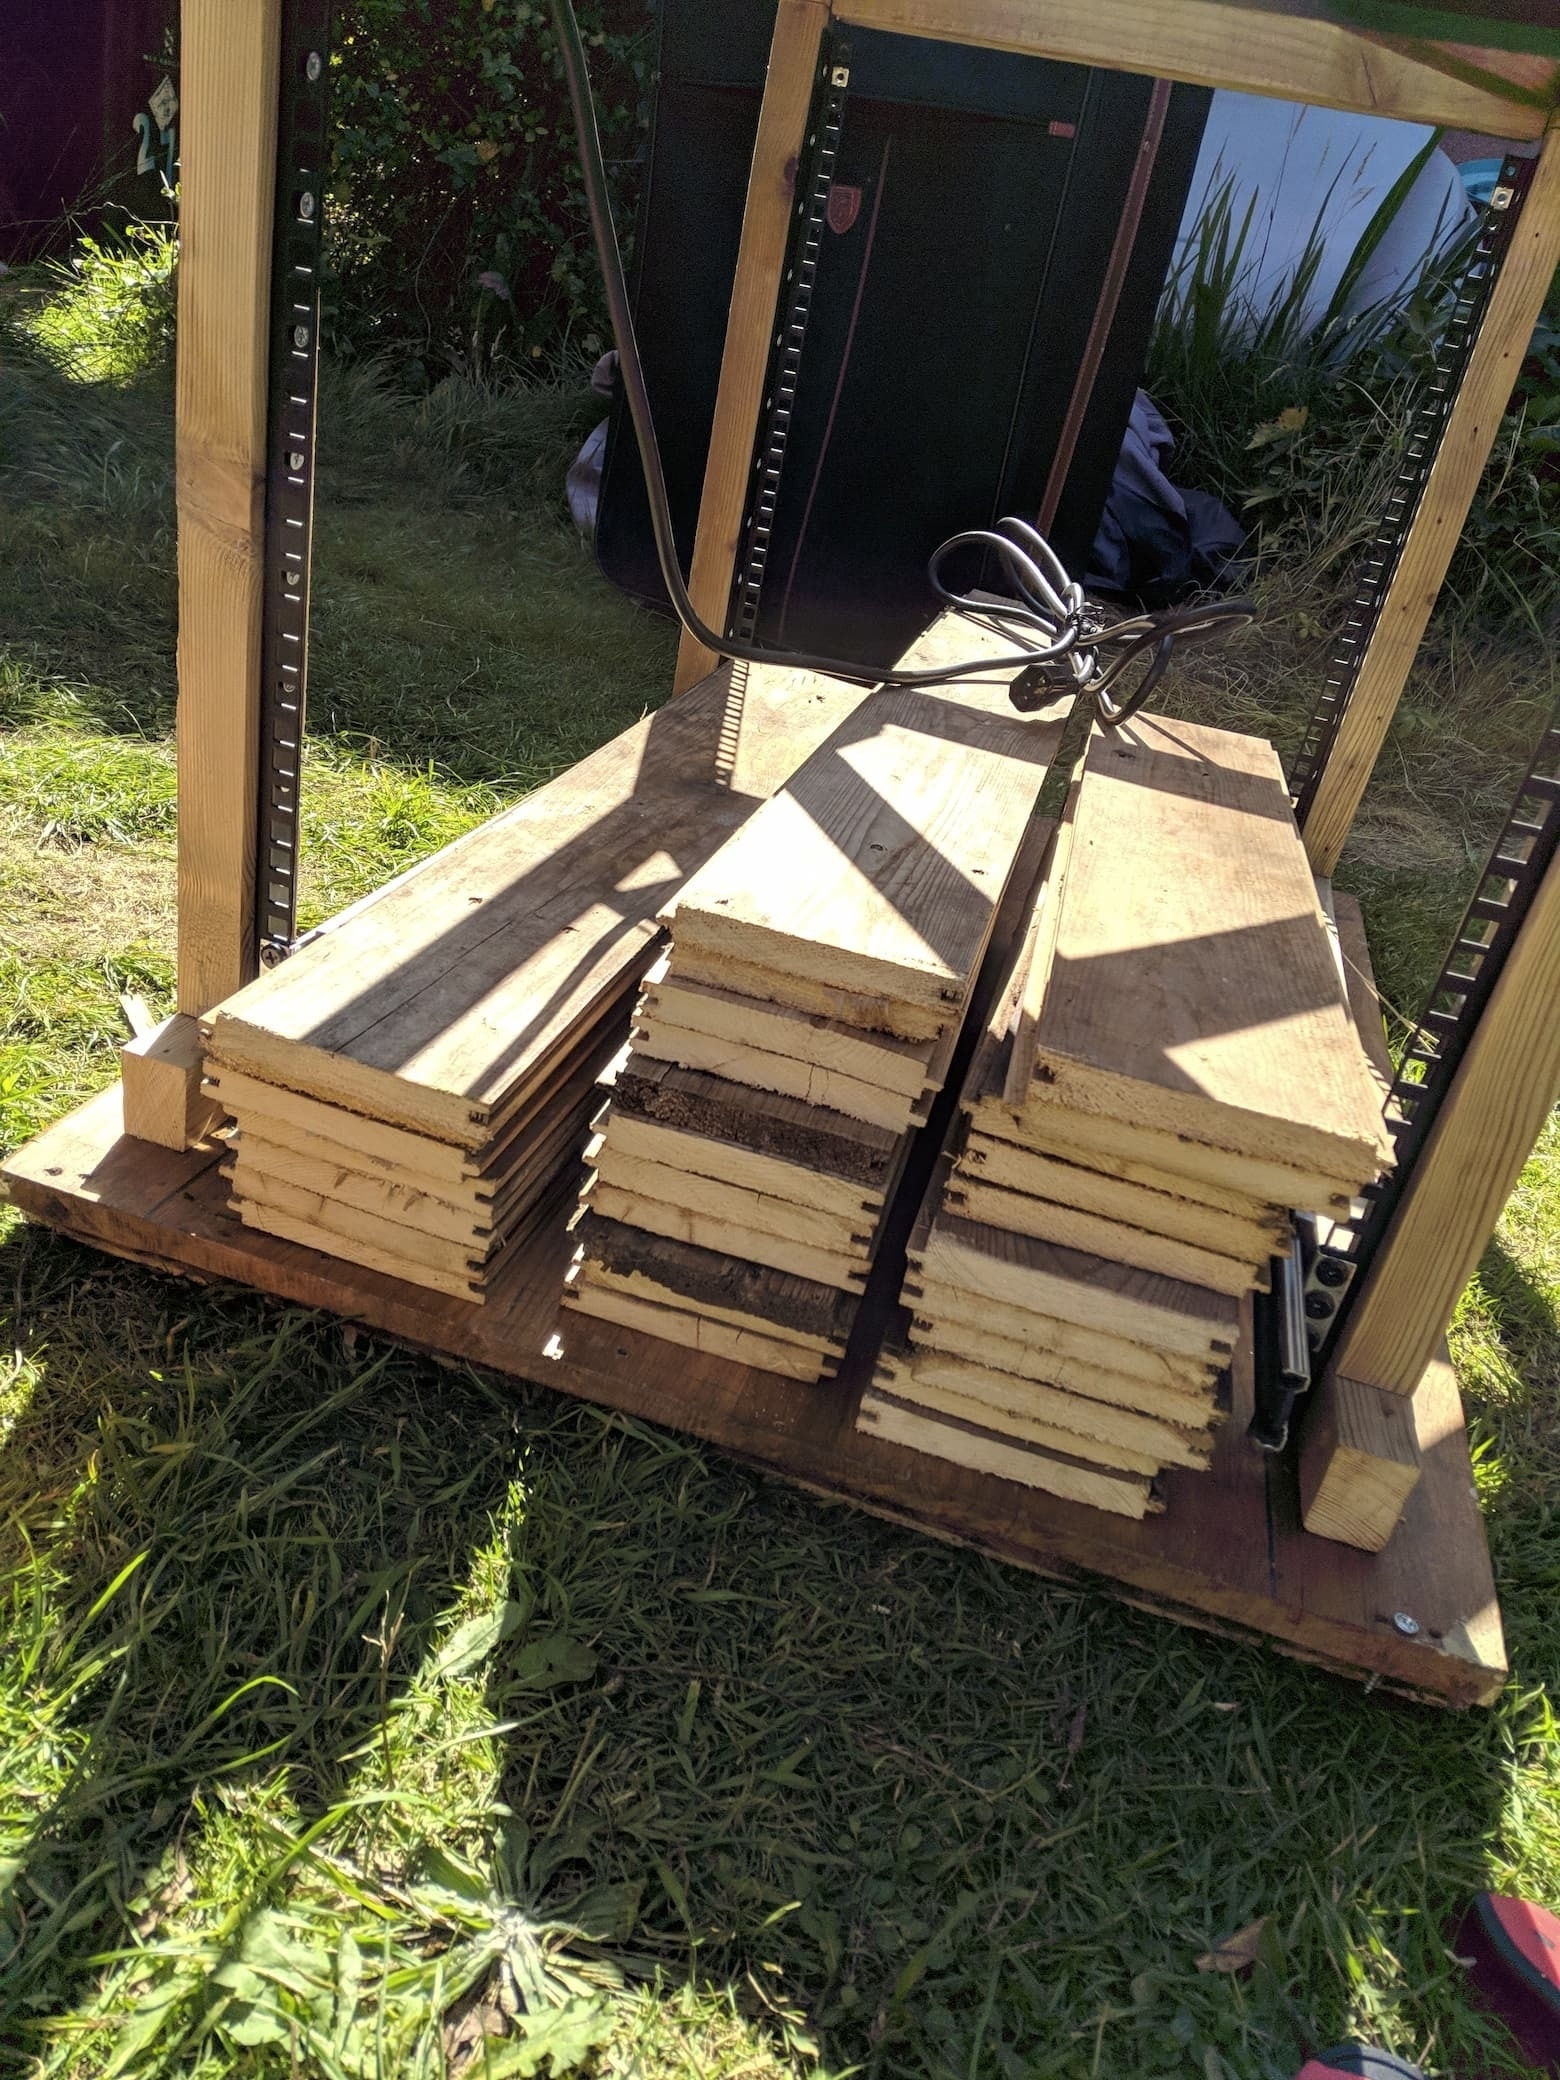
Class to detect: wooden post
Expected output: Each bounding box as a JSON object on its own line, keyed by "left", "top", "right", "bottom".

{"left": 1299, "top": 1369, "right": 1422, "bottom": 1551}
{"left": 124, "top": 0, "right": 280, "bottom": 1147}
{"left": 1333, "top": 842, "right": 1560, "bottom": 1398}
{"left": 673, "top": 0, "right": 830, "bottom": 694}
{"left": 1301, "top": 117, "right": 1560, "bottom": 878}
{"left": 174, "top": 0, "right": 283, "bottom": 1011}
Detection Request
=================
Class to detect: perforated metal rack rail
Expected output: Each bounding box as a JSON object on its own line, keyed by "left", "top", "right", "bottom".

{"left": 256, "top": 0, "right": 332, "bottom": 969}
{"left": 728, "top": 41, "right": 851, "bottom": 644}
{"left": 1287, "top": 151, "right": 1533, "bottom": 822}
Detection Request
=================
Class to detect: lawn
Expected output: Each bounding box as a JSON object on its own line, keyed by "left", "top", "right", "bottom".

{"left": 4, "top": 309, "right": 1560, "bottom": 2080}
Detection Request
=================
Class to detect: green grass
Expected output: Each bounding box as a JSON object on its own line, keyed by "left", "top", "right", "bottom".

{"left": 4, "top": 291, "right": 1560, "bottom": 2079}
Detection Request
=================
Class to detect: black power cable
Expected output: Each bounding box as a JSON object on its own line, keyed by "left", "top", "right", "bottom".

{"left": 550, "top": 0, "right": 1253, "bottom": 716}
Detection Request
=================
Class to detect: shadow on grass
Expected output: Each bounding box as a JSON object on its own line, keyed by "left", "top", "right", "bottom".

{"left": 1, "top": 1214, "right": 1549, "bottom": 2079}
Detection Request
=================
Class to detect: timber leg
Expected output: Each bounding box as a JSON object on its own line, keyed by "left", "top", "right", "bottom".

{"left": 1297, "top": 1365, "right": 1423, "bottom": 1552}
{"left": 122, "top": 1015, "right": 227, "bottom": 1151}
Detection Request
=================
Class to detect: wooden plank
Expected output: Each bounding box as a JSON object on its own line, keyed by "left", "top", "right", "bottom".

{"left": 943, "top": 1176, "right": 1265, "bottom": 1297}
{"left": 954, "top": 1139, "right": 1284, "bottom": 1259}
{"left": 833, "top": 0, "right": 1552, "bottom": 133}
{"left": 673, "top": 0, "right": 830, "bottom": 692}
{"left": 918, "top": 1211, "right": 1240, "bottom": 1361}
{"left": 613, "top": 1056, "right": 899, "bottom": 1187}
{"left": 906, "top": 1281, "right": 1219, "bottom": 1394}
{"left": 586, "top": 1179, "right": 870, "bottom": 1291}
{"left": 1302, "top": 118, "right": 1560, "bottom": 875}
{"left": 646, "top": 973, "right": 936, "bottom": 1096}
{"left": 228, "top": 1161, "right": 492, "bottom": 1276}
{"left": 566, "top": 1280, "right": 830, "bottom": 1385}
{"left": 575, "top": 1210, "right": 858, "bottom": 1345}
{"left": 572, "top": 1256, "right": 843, "bottom": 1358}
{"left": 977, "top": 1096, "right": 1356, "bottom": 1217}
{"left": 1333, "top": 842, "right": 1560, "bottom": 1394}
{"left": 629, "top": 1013, "right": 919, "bottom": 1132}
{"left": 667, "top": 682, "right": 1066, "bottom": 1015}
{"left": 910, "top": 1319, "right": 1218, "bottom": 1427}
{"left": 878, "top": 1365, "right": 1168, "bottom": 1479}
{"left": 1, "top": 1086, "right": 1506, "bottom": 1706}
{"left": 1019, "top": 719, "right": 1390, "bottom": 1181}
{"left": 891, "top": 1349, "right": 1215, "bottom": 1470}
{"left": 1331, "top": 889, "right": 1394, "bottom": 1103}
{"left": 604, "top": 1111, "right": 883, "bottom": 1223}
{"left": 671, "top": 945, "right": 947, "bottom": 1042}
{"left": 174, "top": 0, "right": 283, "bottom": 1012}
{"left": 858, "top": 1389, "right": 1157, "bottom": 1519}
{"left": 231, "top": 1202, "right": 479, "bottom": 1300}
{"left": 203, "top": 659, "right": 872, "bottom": 1145}
{"left": 122, "top": 1014, "right": 227, "bottom": 1150}
{"left": 589, "top": 1142, "right": 873, "bottom": 1256}
{"left": 1298, "top": 1369, "right": 1423, "bottom": 1552}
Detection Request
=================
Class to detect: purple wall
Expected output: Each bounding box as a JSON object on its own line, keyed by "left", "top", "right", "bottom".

{"left": 0, "top": 0, "right": 180, "bottom": 261}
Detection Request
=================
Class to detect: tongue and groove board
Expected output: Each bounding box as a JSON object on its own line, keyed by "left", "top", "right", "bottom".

{"left": 3, "top": 1083, "right": 1506, "bottom": 1707}
{"left": 664, "top": 681, "right": 1063, "bottom": 1015}
{"left": 202, "top": 657, "right": 875, "bottom": 1147}
{"left": 1010, "top": 716, "right": 1392, "bottom": 1186}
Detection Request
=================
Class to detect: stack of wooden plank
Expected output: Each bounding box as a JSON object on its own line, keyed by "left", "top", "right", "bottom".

{"left": 861, "top": 716, "right": 1394, "bottom": 1517}
{"left": 199, "top": 659, "right": 876, "bottom": 1300}
{"left": 564, "top": 674, "right": 1067, "bottom": 1379}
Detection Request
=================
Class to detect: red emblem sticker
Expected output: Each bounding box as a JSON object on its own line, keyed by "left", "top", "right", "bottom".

{"left": 826, "top": 183, "right": 862, "bottom": 234}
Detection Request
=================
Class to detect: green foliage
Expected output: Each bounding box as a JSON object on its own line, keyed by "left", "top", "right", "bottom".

{"left": 327, "top": 0, "right": 654, "bottom": 375}
{"left": 22, "top": 220, "right": 179, "bottom": 385}
{"left": 1149, "top": 170, "right": 1560, "bottom": 629}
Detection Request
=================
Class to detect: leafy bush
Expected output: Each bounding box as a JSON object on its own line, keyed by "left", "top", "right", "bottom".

{"left": 21, "top": 220, "right": 178, "bottom": 384}
{"left": 327, "top": 0, "right": 653, "bottom": 377}
{"left": 1149, "top": 164, "right": 1560, "bottom": 629}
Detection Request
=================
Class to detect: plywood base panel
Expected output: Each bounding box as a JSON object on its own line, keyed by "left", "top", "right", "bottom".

{"left": 1, "top": 1085, "right": 1507, "bottom": 1709}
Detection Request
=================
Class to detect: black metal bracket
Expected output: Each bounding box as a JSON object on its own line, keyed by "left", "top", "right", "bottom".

{"left": 255, "top": 0, "right": 332, "bottom": 971}
{"left": 727, "top": 38, "right": 851, "bottom": 645}
{"left": 1287, "top": 152, "right": 1533, "bottom": 821}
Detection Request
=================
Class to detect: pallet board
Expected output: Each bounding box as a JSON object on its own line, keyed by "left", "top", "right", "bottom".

{"left": 1, "top": 1085, "right": 1504, "bottom": 1707}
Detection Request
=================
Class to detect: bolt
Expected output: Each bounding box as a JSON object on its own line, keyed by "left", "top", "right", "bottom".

{"left": 1391, "top": 1611, "right": 1421, "bottom": 1638}
{"left": 299, "top": 190, "right": 316, "bottom": 220}
{"left": 284, "top": 568, "right": 300, "bottom": 589}
{"left": 305, "top": 50, "right": 323, "bottom": 81}
{"left": 292, "top": 324, "right": 310, "bottom": 350}
{"left": 288, "top": 449, "right": 306, "bottom": 472}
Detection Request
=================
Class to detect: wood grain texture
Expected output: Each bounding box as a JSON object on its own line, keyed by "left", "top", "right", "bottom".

{"left": 918, "top": 1211, "right": 1240, "bottom": 1360}
{"left": 876, "top": 1363, "right": 1166, "bottom": 1479}
{"left": 1333, "top": 842, "right": 1560, "bottom": 1393}
{"left": 175, "top": 0, "right": 282, "bottom": 1012}
{"left": 586, "top": 1179, "right": 869, "bottom": 1291}
{"left": 890, "top": 1348, "right": 1214, "bottom": 1469}
{"left": 943, "top": 1176, "right": 1265, "bottom": 1296}
{"left": 833, "top": 0, "right": 1552, "bottom": 132}
{"left": 566, "top": 1278, "right": 831, "bottom": 1384}
{"left": 1298, "top": 1369, "right": 1424, "bottom": 1552}
{"left": 666, "top": 673, "right": 1066, "bottom": 1014}
{"left": 589, "top": 1141, "right": 873, "bottom": 1256}
{"left": 203, "top": 660, "right": 875, "bottom": 1143}
{"left": 575, "top": 1209, "right": 857, "bottom": 1343}
{"left": 629, "top": 1014, "right": 919, "bottom": 1132}
{"left": 905, "top": 1280, "right": 1218, "bottom": 1393}
{"left": 1022, "top": 718, "right": 1389, "bottom": 1180}
{"left": 1302, "top": 117, "right": 1560, "bottom": 875}
{"left": 858, "top": 1388, "right": 1156, "bottom": 1518}
{"left": 122, "top": 1015, "right": 227, "bottom": 1149}
{"left": 1, "top": 1085, "right": 1506, "bottom": 1706}
{"left": 670, "top": 945, "right": 947, "bottom": 1041}
{"left": 604, "top": 1110, "right": 882, "bottom": 1223}
{"left": 673, "top": 0, "right": 830, "bottom": 691}
{"left": 954, "top": 1138, "right": 1283, "bottom": 1259}
{"left": 613, "top": 1056, "right": 898, "bottom": 1186}
{"left": 646, "top": 973, "right": 936, "bottom": 1094}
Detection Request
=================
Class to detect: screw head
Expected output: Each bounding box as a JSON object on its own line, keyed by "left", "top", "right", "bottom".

{"left": 284, "top": 568, "right": 300, "bottom": 589}
{"left": 292, "top": 324, "right": 311, "bottom": 350}
{"left": 305, "top": 50, "right": 323, "bottom": 81}
{"left": 298, "top": 190, "right": 316, "bottom": 220}
{"left": 1392, "top": 1611, "right": 1421, "bottom": 1637}
{"left": 288, "top": 449, "right": 306, "bottom": 472}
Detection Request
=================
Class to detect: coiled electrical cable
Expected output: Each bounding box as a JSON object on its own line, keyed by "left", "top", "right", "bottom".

{"left": 550, "top": 0, "right": 1253, "bottom": 719}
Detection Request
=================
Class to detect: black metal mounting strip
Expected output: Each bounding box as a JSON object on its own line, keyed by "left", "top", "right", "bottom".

{"left": 727, "top": 39, "right": 851, "bottom": 646}
{"left": 255, "top": 0, "right": 332, "bottom": 971}
{"left": 1287, "top": 152, "right": 1533, "bottom": 820}
{"left": 1310, "top": 694, "right": 1560, "bottom": 1359}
